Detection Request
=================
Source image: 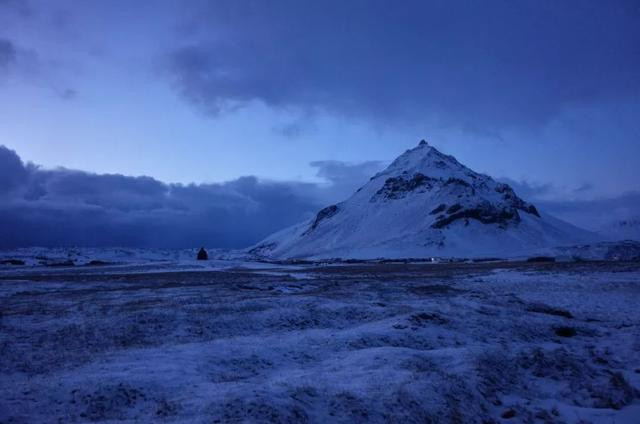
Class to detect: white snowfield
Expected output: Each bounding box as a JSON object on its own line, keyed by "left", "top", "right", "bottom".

{"left": 253, "top": 141, "right": 597, "bottom": 260}
{"left": 0, "top": 260, "right": 638, "bottom": 423}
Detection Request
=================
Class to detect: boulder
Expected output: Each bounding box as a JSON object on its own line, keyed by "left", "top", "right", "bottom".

{"left": 197, "top": 248, "right": 208, "bottom": 260}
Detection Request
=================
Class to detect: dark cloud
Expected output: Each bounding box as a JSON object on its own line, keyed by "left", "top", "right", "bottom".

{"left": 0, "top": 38, "right": 17, "bottom": 70}
{"left": 0, "top": 35, "right": 76, "bottom": 96}
{"left": 503, "top": 176, "right": 640, "bottom": 230}
{"left": 163, "top": 0, "right": 640, "bottom": 132}
{"left": 59, "top": 88, "right": 77, "bottom": 99}
{"left": 535, "top": 192, "right": 640, "bottom": 231}
{"left": 2, "top": 145, "right": 637, "bottom": 247}
{"left": 0, "top": 0, "right": 32, "bottom": 17}
{"left": 272, "top": 122, "right": 304, "bottom": 139}
{"left": 1, "top": 2, "right": 33, "bottom": 68}
{"left": 310, "top": 159, "right": 385, "bottom": 202}
{"left": 0, "top": 145, "right": 378, "bottom": 248}
{"left": 0, "top": 145, "right": 28, "bottom": 193}
{"left": 498, "top": 178, "right": 555, "bottom": 200}
{"left": 0, "top": 36, "right": 40, "bottom": 80}
{"left": 573, "top": 183, "right": 594, "bottom": 194}
{"left": 311, "top": 160, "right": 384, "bottom": 185}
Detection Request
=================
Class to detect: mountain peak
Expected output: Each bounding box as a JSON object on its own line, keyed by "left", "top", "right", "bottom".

{"left": 379, "top": 140, "right": 465, "bottom": 181}
{"left": 253, "top": 139, "right": 595, "bottom": 259}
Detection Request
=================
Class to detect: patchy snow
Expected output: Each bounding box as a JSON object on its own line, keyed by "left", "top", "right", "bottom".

{"left": 1, "top": 260, "right": 638, "bottom": 422}
{"left": 253, "top": 140, "right": 597, "bottom": 259}
{"left": 0, "top": 246, "right": 257, "bottom": 273}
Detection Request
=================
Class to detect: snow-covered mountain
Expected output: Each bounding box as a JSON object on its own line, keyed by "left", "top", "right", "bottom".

{"left": 252, "top": 140, "right": 597, "bottom": 259}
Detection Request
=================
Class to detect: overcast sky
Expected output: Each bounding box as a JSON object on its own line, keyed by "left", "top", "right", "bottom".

{"left": 1, "top": 0, "right": 639, "bottom": 247}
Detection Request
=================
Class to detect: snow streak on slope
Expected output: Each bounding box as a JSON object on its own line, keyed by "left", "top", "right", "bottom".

{"left": 253, "top": 140, "right": 596, "bottom": 259}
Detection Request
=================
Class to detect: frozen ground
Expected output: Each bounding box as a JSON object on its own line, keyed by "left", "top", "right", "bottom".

{"left": 1, "top": 259, "right": 639, "bottom": 423}
{"left": 0, "top": 247, "right": 251, "bottom": 270}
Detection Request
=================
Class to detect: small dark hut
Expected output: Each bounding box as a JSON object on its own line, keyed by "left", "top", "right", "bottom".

{"left": 197, "top": 247, "right": 208, "bottom": 260}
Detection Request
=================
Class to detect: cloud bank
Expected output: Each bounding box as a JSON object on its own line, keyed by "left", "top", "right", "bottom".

{"left": 501, "top": 178, "right": 640, "bottom": 231}
{"left": 163, "top": 0, "right": 640, "bottom": 133}
{"left": 0, "top": 145, "right": 381, "bottom": 248}
{"left": 2, "top": 145, "right": 639, "bottom": 248}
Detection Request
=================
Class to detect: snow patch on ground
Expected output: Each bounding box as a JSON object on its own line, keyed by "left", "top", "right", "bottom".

{"left": 1, "top": 261, "right": 638, "bottom": 422}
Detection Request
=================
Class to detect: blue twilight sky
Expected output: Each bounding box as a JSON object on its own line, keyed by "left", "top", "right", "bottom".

{"left": 0, "top": 0, "right": 639, "bottom": 248}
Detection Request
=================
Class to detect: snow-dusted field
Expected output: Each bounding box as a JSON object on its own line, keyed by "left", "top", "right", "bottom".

{"left": 1, "top": 260, "right": 639, "bottom": 423}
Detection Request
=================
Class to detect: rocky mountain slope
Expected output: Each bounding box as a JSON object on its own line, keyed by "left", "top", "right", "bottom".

{"left": 252, "top": 140, "right": 596, "bottom": 259}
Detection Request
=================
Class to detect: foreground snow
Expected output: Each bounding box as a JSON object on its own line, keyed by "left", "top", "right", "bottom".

{"left": 1, "top": 259, "right": 639, "bottom": 422}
